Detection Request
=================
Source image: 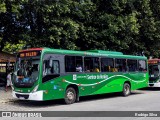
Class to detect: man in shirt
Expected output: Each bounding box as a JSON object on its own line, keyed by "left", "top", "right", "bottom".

{"left": 6, "top": 70, "right": 12, "bottom": 92}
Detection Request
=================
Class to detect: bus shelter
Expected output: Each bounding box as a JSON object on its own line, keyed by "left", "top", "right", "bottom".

{"left": 0, "top": 51, "right": 16, "bottom": 86}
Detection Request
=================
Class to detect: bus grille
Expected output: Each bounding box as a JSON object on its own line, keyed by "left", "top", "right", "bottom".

{"left": 15, "top": 94, "right": 29, "bottom": 99}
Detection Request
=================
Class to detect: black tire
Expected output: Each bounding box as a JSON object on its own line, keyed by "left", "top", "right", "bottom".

{"left": 64, "top": 87, "right": 76, "bottom": 104}
{"left": 122, "top": 83, "right": 131, "bottom": 96}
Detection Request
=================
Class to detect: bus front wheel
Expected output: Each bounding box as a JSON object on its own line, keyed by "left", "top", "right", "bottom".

{"left": 122, "top": 83, "right": 131, "bottom": 96}
{"left": 64, "top": 87, "right": 76, "bottom": 104}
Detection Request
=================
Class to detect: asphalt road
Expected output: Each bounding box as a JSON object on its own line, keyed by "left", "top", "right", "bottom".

{"left": 0, "top": 87, "right": 160, "bottom": 120}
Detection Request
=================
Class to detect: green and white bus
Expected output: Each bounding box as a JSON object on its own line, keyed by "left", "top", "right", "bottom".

{"left": 148, "top": 59, "right": 160, "bottom": 87}
{"left": 12, "top": 48, "right": 148, "bottom": 104}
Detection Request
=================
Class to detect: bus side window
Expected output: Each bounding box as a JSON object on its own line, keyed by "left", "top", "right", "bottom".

{"left": 127, "top": 59, "right": 138, "bottom": 72}
{"left": 43, "top": 60, "right": 48, "bottom": 76}
{"left": 65, "top": 56, "right": 83, "bottom": 72}
{"left": 52, "top": 61, "right": 60, "bottom": 74}
{"left": 42, "top": 58, "right": 60, "bottom": 83}
{"left": 101, "top": 58, "right": 114, "bottom": 72}
{"left": 115, "top": 59, "right": 127, "bottom": 72}
{"left": 43, "top": 60, "right": 60, "bottom": 75}
{"left": 84, "top": 66, "right": 90, "bottom": 72}
{"left": 84, "top": 57, "right": 100, "bottom": 72}
{"left": 138, "top": 60, "right": 147, "bottom": 72}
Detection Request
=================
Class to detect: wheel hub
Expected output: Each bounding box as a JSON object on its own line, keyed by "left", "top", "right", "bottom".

{"left": 67, "top": 91, "right": 74, "bottom": 100}
{"left": 125, "top": 85, "right": 130, "bottom": 95}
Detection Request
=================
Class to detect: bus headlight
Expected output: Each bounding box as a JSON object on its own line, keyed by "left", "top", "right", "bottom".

{"left": 32, "top": 85, "right": 39, "bottom": 93}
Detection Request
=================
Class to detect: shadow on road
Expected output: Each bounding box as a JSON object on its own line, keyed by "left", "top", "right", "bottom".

{"left": 139, "top": 87, "right": 160, "bottom": 91}
{"left": 10, "top": 92, "right": 143, "bottom": 108}
{"left": 10, "top": 99, "right": 64, "bottom": 108}
{"left": 78, "top": 91, "right": 143, "bottom": 103}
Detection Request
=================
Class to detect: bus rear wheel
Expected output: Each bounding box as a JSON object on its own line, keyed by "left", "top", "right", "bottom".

{"left": 122, "top": 83, "right": 131, "bottom": 96}
{"left": 64, "top": 87, "right": 76, "bottom": 104}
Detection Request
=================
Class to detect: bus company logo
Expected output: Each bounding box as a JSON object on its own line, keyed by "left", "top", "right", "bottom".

{"left": 87, "top": 74, "right": 108, "bottom": 80}
{"left": 2, "top": 112, "right": 11, "bottom": 117}
{"left": 73, "top": 74, "right": 77, "bottom": 80}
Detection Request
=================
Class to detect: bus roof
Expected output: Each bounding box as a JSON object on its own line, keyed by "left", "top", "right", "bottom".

{"left": 19, "top": 47, "right": 147, "bottom": 60}
{"left": 148, "top": 59, "right": 160, "bottom": 64}
{"left": 148, "top": 59, "right": 160, "bottom": 61}
{"left": 39, "top": 48, "right": 147, "bottom": 60}
{"left": 19, "top": 48, "right": 43, "bottom": 52}
{"left": 86, "top": 50, "right": 123, "bottom": 55}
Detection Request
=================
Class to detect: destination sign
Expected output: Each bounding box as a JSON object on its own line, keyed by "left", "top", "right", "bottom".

{"left": 148, "top": 60, "right": 160, "bottom": 64}
{"left": 19, "top": 51, "right": 41, "bottom": 58}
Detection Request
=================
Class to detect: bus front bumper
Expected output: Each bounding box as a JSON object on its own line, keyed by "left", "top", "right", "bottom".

{"left": 149, "top": 82, "right": 160, "bottom": 87}
{"left": 12, "top": 91, "right": 43, "bottom": 101}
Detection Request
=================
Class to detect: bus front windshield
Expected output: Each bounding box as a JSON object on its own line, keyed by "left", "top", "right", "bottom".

{"left": 149, "top": 65, "right": 160, "bottom": 77}
{"left": 13, "top": 58, "right": 40, "bottom": 88}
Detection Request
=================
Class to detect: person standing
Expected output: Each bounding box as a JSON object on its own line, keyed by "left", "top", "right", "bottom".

{"left": 6, "top": 70, "right": 12, "bottom": 92}
{"left": 76, "top": 64, "right": 82, "bottom": 72}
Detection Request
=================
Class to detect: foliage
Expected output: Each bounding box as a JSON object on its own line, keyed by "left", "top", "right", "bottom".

{"left": 0, "top": 0, "right": 160, "bottom": 57}
{"left": 3, "top": 40, "right": 26, "bottom": 53}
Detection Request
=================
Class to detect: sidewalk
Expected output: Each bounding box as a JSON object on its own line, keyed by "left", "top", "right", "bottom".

{"left": 0, "top": 87, "right": 13, "bottom": 102}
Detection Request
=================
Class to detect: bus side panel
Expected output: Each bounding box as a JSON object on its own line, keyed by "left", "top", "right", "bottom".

{"left": 89, "top": 73, "right": 130, "bottom": 95}
{"left": 78, "top": 73, "right": 148, "bottom": 96}
{"left": 130, "top": 72, "right": 149, "bottom": 90}
{"left": 41, "top": 72, "right": 148, "bottom": 101}
{"left": 89, "top": 77, "right": 124, "bottom": 95}
{"left": 41, "top": 78, "right": 66, "bottom": 101}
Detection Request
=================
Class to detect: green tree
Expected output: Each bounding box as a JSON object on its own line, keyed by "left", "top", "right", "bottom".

{"left": 0, "top": 0, "right": 25, "bottom": 51}
{"left": 90, "top": 0, "right": 140, "bottom": 53}
{"left": 132, "top": 0, "right": 160, "bottom": 57}
{"left": 0, "top": 0, "right": 160, "bottom": 58}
